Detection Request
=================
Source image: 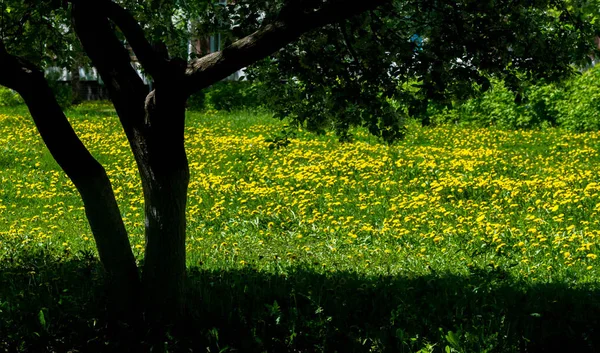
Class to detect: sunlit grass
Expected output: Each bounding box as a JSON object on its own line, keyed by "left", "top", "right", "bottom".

{"left": 1, "top": 103, "right": 599, "bottom": 286}
{"left": 2, "top": 102, "right": 600, "bottom": 351}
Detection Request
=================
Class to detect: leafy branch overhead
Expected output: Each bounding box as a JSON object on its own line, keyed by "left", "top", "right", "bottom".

{"left": 246, "top": 0, "right": 600, "bottom": 138}
{"left": 2, "top": 1, "right": 598, "bottom": 141}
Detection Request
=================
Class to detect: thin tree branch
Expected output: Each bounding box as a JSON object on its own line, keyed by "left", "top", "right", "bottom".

{"left": 71, "top": 0, "right": 148, "bottom": 126}
{"left": 338, "top": 22, "right": 362, "bottom": 71}
{"left": 100, "top": 0, "right": 168, "bottom": 80}
{"left": 184, "top": 0, "right": 391, "bottom": 94}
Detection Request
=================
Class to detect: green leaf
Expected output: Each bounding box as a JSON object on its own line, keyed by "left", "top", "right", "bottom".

{"left": 445, "top": 330, "right": 460, "bottom": 348}
{"left": 38, "top": 309, "right": 47, "bottom": 330}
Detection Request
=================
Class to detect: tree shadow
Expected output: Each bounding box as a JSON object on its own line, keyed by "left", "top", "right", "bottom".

{"left": 183, "top": 266, "right": 600, "bottom": 353}
{"left": 1, "top": 252, "right": 599, "bottom": 352}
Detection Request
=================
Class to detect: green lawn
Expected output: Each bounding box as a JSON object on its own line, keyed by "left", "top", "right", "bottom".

{"left": 1, "top": 103, "right": 599, "bottom": 352}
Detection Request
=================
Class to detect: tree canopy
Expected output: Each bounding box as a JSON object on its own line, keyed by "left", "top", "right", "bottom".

{"left": 245, "top": 0, "right": 600, "bottom": 140}
{"left": 2, "top": 1, "right": 598, "bottom": 125}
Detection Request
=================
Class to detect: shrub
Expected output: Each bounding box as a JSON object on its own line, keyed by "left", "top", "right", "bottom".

{"left": 554, "top": 66, "right": 600, "bottom": 132}
{"left": 428, "top": 71, "right": 598, "bottom": 131}
{"left": 521, "top": 82, "right": 563, "bottom": 127}
{"left": 187, "top": 90, "right": 206, "bottom": 111}
{"left": 208, "top": 81, "right": 261, "bottom": 111}
{"left": 429, "top": 80, "right": 528, "bottom": 129}
{"left": 429, "top": 105, "right": 461, "bottom": 125}
{"left": 0, "top": 87, "right": 24, "bottom": 107}
{"left": 187, "top": 80, "right": 263, "bottom": 112}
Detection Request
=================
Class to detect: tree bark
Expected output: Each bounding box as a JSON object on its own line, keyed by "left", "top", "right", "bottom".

{"left": 72, "top": 2, "right": 190, "bottom": 325}
{"left": 133, "top": 89, "right": 190, "bottom": 326}
{"left": 70, "top": 66, "right": 83, "bottom": 105}
{"left": 24, "top": 84, "right": 141, "bottom": 322}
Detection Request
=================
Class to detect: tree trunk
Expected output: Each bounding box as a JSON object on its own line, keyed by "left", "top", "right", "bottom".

{"left": 15, "top": 67, "right": 141, "bottom": 323}
{"left": 71, "top": 2, "right": 190, "bottom": 326}
{"left": 70, "top": 66, "right": 83, "bottom": 105}
{"left": 127, "top": 89, "right": 190, "bottom": 326}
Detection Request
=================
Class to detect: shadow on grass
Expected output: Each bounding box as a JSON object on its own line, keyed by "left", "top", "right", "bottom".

{"left": 1, "top": 252, "right": 599, "bottom": 352}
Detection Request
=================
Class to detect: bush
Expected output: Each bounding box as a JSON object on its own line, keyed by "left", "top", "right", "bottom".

{"left": 0, "top": 87, "right": 24, "bottom": 107}
{"left": 554, "top": 66, "right": 600, "bottom": 132}
{"left": 521, "top": 82, "right": 563, "bottom": 127}
{"left": 429, "top": 80, "right": 530, "bottom": 129}
{"left": 429, "top": 69, "right": 600, "bottom": 131}
{"left": 464, "top": 81, "right": 527, "bottom": 128}
{"left": 188, "top": 80, "right": 262, "bottom": 112}
{"left": 187, "top": 90, "right": 206, "bottom": 111}
{"left": 205, "top": 81, "right": 261, "bottom": 111}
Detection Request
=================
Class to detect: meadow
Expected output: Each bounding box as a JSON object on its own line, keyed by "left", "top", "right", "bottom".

{"left": 1, "top": 103, "right": 600, "bottom": 352}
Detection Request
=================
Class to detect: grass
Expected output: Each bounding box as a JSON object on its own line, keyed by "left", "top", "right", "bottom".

{"left": 1, "top": 102, "right": 600, "bottom": 351}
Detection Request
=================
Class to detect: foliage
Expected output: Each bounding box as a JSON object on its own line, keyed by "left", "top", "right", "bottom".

{"left": 555, "top": 66, "right": 600, "bottom": 131}
{"left": 429, "top": 66, "right": 600, "bottom": 131}
{"left": 429, "top": 80, "right": 534, "bottom": 129}
{"left": 249, "top": 55, "right": 406, "bottom": 143}
{"left": 244, "top": 0, "right": 599, "bottom": 140}
{"left": 204, "top": 80, "right": 261, "bottom": 111}
{"left": 188, "top": 80, "right": 262, "bottom": 111}
{"left": 187, "top": 81, "right": 261, "bottom": 111}
{"left": 0, "top": 0, "right": 82, "bottom": 69}
{"left": 0, "top": 87, "right": 23, "bottom": 106}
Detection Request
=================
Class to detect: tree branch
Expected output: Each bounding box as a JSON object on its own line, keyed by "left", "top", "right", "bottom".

{"left": 71, "top": 0, "right": 147, "bottom": 126}
{"left": 0, "top": 41, "right": 39, "bottom": 91}
{"left": 184, "top": 0, "right": 391, "bottom": 94}
{"left": 338, "top": 22, "right": 362, "bottom": 71}
{"left": 100, "top": 0, "right": 168, "bottom": 80}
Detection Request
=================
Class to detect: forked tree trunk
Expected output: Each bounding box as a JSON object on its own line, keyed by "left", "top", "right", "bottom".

{"left": 67, "top": 0, "right": 390, "bottom": 331}
{"left": 71, "top": 2, "right": 191, "bottom": 326}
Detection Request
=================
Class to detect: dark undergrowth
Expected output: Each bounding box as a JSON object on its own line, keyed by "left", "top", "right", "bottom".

{"left": 1, "top": 251, "right": 599, "bottom": 352}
